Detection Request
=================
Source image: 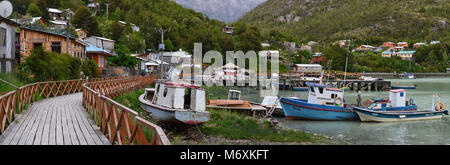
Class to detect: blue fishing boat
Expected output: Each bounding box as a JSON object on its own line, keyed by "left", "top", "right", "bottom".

{"left": 353, "top": 107, "right": 448, "bottom": 122}
{"left": 280, "top": 84, "right": 419, "bottom": 120}
{"left": 280, "top": 83, "right": 358, "bottom": 120}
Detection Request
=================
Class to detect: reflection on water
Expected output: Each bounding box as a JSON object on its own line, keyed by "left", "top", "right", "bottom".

{"left": 218, "top": 77, "right": 450, "bottom": 144}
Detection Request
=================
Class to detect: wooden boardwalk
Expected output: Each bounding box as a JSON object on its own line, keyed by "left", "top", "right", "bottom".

{"left": 0, "top": 93, "right": 110, "bottom": 145}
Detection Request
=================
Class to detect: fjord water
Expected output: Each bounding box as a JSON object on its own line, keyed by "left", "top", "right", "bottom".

{"left": 231, "top": 77, "right": 450, "bottom": 144}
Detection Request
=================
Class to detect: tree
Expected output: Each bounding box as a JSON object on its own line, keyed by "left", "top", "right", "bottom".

{"left": 37, "top": 0, "right": 50, "bottom": 22}
{"left": 26, "top": 3, "right": 43, "bottom": 17}
{"left": 164, "top": 39, "right": 175, "bottom": 51}
{"left": 71, "top": 6, "right": 100, "bottom": 36}
{"left": 82, "top": 60, "right": 99, "bottom": 78}
{"left": 109, "top": 21, "right": 124, "bottom": 41}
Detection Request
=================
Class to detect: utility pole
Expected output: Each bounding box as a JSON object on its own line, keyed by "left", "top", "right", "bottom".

{"left": 66, "top": 12, "right": 71, "bottom": 54}
{"left": 106, "top": 3, "right": 109, "bottom": 22}
{"left": 155, "top": 27, "right": 170, "bottom": 78}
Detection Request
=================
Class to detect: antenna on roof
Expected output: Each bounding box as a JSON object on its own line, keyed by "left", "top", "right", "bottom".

{"left": 0, "top": 0, "right": 13, "bottom": 18}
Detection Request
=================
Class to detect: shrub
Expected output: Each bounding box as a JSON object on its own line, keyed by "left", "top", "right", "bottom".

{"left": 81, "top": 60, "right": 100, "bottom": 78}
{"left": 22, "top": 47, "right": 82, "bottom": 81}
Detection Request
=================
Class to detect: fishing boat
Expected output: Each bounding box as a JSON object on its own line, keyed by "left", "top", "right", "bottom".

{"left": 391, "top": 85, "right": 417, "bottom": 89}
{"left": 280, "top": 84, "right": 420, "bottom": 120}
{"left": 207, "top": 90, "right": 268, "bottom": 117}
{"left": 292, "top": 87, "right": 309, "bottom": 91}
{"left": 139, "top": 80, "right": 210, "bottom": 125}
{"left": 280, "top": 83, "right": 358, "bottom": 120}
{"left": 400, "top": 72, "right": 416, "bottom": 79}
{"left": 354, "top": 93, "right": 447, "bottom": 122}
{"left": 364, "top": 89, "right": 417, "bottom": 111}
{"left": 353, "top": 107, "right": 448, "bottom": 122}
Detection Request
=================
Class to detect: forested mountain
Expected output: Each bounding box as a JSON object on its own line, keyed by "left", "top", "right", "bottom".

{"left": 10, "top": 0, "right": 265, "bottom": 54}
{"left": 239, "top": 0, "right": 450, "bottom": 45}
{"left": 173, "top": 0, "right": 267, "bottom": 23}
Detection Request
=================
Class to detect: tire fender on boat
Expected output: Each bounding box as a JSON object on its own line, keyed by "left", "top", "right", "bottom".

{"left": 334, "top": 97, "right": 343, "bottom": 105}
{"left": 436, "top": 102, "right": 445, "bottom": 111}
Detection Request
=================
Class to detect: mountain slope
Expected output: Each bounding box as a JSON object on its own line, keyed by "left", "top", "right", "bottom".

{"left": 239, "top": 0, "right": 450, "bottom": 44}
{"left": 173, "top": 0, "right": 267, "bottom": 22}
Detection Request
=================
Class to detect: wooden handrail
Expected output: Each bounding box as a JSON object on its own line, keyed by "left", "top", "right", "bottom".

{"left": 82, "top": 75, "right": 170, "bottom": 145}
{"left": 0, "top": 76, "right": 126, "bottom": 135}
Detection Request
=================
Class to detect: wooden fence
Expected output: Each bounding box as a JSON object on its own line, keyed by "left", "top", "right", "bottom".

{"left": 0, "top": 76, "right": 126, "bottom": 136}
{"left": 82, "top": 75, "right": 170, "bottom": 145}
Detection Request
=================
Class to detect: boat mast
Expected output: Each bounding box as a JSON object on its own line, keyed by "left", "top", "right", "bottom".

{"left": 343, "top": 25, "right": 352, "bottom": 94}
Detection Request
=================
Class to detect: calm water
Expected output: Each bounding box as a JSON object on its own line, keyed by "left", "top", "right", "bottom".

{"left": 218, "top": 77, "right": 450, "bottom": 145}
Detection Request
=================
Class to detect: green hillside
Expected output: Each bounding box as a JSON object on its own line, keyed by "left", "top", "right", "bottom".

{"left": 239, "top": 0, "right": 450, "bottom": 45}
{"left": 10, "top": 0, "right": 263, "bottom": 54}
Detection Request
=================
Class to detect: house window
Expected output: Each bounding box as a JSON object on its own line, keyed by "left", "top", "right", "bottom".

{"left": 51, "top": 42, "right": 61, "bottom": 53}
{"left": 33, "top": 43, "right": 43, "bottom": 49}
{"left": 400, "top": 92, "right": 404, "bottom": 97}
{"left": 0, "top": 27, "right": 6, "bottom": 46}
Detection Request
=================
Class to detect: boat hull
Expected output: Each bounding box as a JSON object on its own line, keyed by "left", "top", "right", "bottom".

{"left": 353, "top": 107, "right": 448, "bottom": 122}
{"left": 292, "top": 87, "right": 309, "bottom": 91}
{"left": 139, "top": 94, "right": 210, "bottom": 125}
{"left": 391, "top": 86, "right": 416, "bottom": 89}
{"left": 280, "top": 97, "right": 358, "bottom": 121}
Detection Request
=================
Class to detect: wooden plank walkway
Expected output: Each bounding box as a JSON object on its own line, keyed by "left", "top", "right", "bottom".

{"left": 0, "top": 93, "right": 110, "bottom": 145}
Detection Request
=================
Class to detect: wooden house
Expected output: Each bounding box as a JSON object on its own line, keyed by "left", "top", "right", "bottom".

{"left": 0, "top": 16, "right": 20, "bottom": 73}
{"left": 19, "top": 27, "right": 88, "bottom": 62}
{"left": 382, "top": 42, "right": 395, "bottom": 48}
{"left": 222, "top": 25, "right": 235, "bottom": 35}
{"left": 48, "top": 8, "right": 63, "bottom": 20}
{"left": 294, "top": 64, "right": 322, "bottom": 73}
{"left": 310, "top": 52, "right": 327, "bottom": 65}
{"left": 397, "top": 42, "right": 408, "bottom": 48}
{"left": 413, "top": 43, "right": 426, "bottom": 48}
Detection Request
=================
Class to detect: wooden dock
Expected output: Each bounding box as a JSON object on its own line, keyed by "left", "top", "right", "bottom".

{"left": 0, "top": 93, "right": 110, "bottom": 145}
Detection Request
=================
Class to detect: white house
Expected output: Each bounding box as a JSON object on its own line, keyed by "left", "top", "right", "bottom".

{"left": 294, "top": 64, "right": 322, "bottom": 73}
{"left": 0, "top": 16, "right": 20, "bottom": 73}
{"left": 84, "top": 36, "right": 115, "bottom": 53}
{"left": 162, "top": 49, "right": 192, "bottom": 65}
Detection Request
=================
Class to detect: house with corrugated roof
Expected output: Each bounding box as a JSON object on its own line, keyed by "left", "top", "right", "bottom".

{"left": 0, "top": 16, "right": 20, "bottom": 73}
{"left": 86, "top": 42, "right": 113, "bottom": 73}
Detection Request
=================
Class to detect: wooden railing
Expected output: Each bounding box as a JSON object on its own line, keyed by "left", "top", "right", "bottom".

{"left": 0, "top": 76, "right": 125, "bottom": 135}
{"left": 82, "top": 75, "right": 170, "bottom": 145}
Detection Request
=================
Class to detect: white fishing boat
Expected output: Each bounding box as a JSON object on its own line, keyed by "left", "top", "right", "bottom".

{"left": 139, "top": 80, "right": 210, "bottom": 125}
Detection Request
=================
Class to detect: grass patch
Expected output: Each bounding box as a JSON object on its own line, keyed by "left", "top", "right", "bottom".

{"left": 0, "top": 73, "right": 28, "bottom": 93}
{"left": 200, "top": 109, "right": 332, "bottom": 144}
{"left": 113, "top": 89, "right": 146, "bottom": 114}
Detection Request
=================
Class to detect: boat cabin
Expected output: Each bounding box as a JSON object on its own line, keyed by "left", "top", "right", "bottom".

{"left": 389, "top": 89, "right": 406, "bottom": 107}
{"left": 228, "top": 90, "right": 241, "bottom": 100}
{"left": 368, "top": 89, "right": 414, "bottom": 109}
{"left": 306, "top": 83, "right": 345, "bottom": 106}
{"left": 148, "top": 81, "right": 206, "bottom": 111}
